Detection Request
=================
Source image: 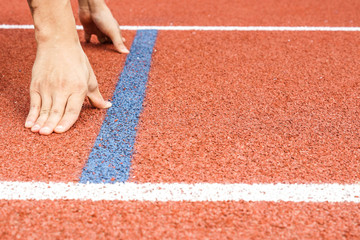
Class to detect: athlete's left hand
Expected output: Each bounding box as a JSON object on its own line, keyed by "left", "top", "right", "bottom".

{"left": 78, "top": 0, "right": 129, "bottom": 54}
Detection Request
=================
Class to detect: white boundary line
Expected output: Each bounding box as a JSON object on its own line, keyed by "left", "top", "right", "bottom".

{"left": 0, "top": 182, "right": 359, "bottom": 202}
{"left": 1, "top": 24, "right": 360, "bottom": 31}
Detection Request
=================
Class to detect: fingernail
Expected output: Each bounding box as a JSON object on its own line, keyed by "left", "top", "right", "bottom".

{"left": 121, "top": 46, "right": 129, "bottom": 54}
{"left": 25, "top": 121, "right": 33, "bottom": 128}
{"left": 105, "top": 101, "right": 112, "bottom": 108}
{"left": 31, "top": 124, "right": 41, "bottom": 132}
{"left": 39, "top": 127, "right": 51, "bottom": 135}
{"left": 55, "top": 125, "right": 64, "bottom": 132}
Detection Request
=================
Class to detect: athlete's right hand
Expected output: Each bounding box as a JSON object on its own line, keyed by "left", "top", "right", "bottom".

{"left": 25, "top": 42, "right": 111, "bottom": 135}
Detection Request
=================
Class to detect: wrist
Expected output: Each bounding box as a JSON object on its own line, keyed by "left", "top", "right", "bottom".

{"left": 35, "top": 30, "right": 79, "bottom": 47}
{"left": 29, "top": 0, "right": 79, "bottom": 45}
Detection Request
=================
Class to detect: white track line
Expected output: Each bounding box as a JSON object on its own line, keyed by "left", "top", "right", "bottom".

{"left": 0, "top": 182, "right": 359, "bottom": 202}
{"left": 1, "top": 24, "right": 360, "bottom": 31}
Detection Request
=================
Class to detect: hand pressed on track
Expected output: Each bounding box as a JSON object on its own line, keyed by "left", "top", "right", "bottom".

{"left": 25, "top": 43, "right": 111, "bottom": 135}
{"left": 79, "top": 0, "right": 129, "bottom": 54}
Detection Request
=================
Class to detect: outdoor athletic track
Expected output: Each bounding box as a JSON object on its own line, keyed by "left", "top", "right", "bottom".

{"left": 0, "top": 0, "right": 360, "bottom": 239}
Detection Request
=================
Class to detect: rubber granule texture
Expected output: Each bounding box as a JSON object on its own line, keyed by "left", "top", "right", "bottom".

{"left": 0, "top": 30, "right": 135, "bottom": 182}
{"left": 1, "top": 0, "right": 360, "bottom": 27}
{"left": 131, "top": 31, "right": 360, "bottom": 184}
{"left": 80, "top": 30, "right": 157, "bottom": 183}
{"left": 0, "top": 200, "right": 359, "bottom": 239}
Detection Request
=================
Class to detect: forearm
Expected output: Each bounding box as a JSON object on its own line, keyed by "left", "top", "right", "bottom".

{"left": 27, "top": 0, "right": 79, "bottom": 46}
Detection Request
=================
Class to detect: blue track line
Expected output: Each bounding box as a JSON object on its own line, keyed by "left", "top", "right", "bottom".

{"left": 80, "top": 30, "right": 158, "bottom": 183}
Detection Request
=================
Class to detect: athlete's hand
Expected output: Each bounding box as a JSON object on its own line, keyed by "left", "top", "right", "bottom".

{"left": 78, "top": 0, "right": 129, "bottom": 53}
{"left": 25, "top": 42, "right": 111, "bottom": 135}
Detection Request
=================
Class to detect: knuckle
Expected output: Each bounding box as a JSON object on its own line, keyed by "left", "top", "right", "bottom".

{"left": 30, "top": 78, "right": 42, "bottom": 90}
{"left": 29, "top": 88, "right": 40, "bottom": 95}
{"left": 88, "top": 82, "right": 98, "bottom": 92}
{"left": 40, "top": 109, "right": 50, "bottom": 115}
{"left": 74, "top": 82, "right": 88, "bottom": 92}
{"left": 50, "top": 108, "right": 62, "bottom": 115}
{"left": 30, "top": 104, "right": 41, "bottom": 111}
{"left": 91, "top": 12, "right": 103, "bottom": 21}
{"left": 66, "top": 107, "right": 78, "bottom": 115}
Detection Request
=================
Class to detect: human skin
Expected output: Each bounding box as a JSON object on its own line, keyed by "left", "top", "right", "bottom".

{"left": 78, "top": 0, "right": 129, "bottom": 54}
{"left": 25, "top": 0, "right": 128, "bottom": 135}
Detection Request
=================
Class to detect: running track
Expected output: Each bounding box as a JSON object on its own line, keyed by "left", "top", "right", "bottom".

{"left": 0, "top": 0, "right": 360, "bottom": 238}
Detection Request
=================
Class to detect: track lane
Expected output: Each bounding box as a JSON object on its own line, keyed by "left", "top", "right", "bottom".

{"left": 132, "top": 31, "right": 360, "bottom": 184}
{"left": 1, "top": 200, "right": 359, "bottom": 239}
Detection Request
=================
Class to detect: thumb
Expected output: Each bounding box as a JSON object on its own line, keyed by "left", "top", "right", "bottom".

{"left": 87, "top": 67, "right": 112, "bottom": 109}
{"left": 87, "top": 86, "right": 112, "bottom": 109}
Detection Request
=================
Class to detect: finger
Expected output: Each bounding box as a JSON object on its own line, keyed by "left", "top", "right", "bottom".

{"left": 109, "top": 28, "right": 129, "bottom": 54}
{"left": 97, "top": 35, "right": 112, "bottom": 44}
{"left": 39, "top": 95, "right": 68, "bottom": 135}
{"left": 54, "top": 94, "right": 85, "bottom": 133}
{"left": 87, "top": 66, "right": 112, "bottom": 109}
{"left": 88, "top": 87, "right": 112, "bottom": 109}
{"left": 122, "top": 37, "right": 126, "bottom": 43}
{"left": 85, "top": 32, "right": 91, "bottom": 43}
{"left": 92, "top": 12, "right": 129, "bottom": 53}
{"left": 31, "top": 94, "right": 52, "bottom": 133}
{"left": 25, "top": 91, "right": 41, "bottom": 128}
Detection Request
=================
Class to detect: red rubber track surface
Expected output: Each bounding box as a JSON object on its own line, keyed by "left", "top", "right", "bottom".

{"left": 1, "top": 1, "right": 360, "bottom": 239}
{"left": 1, "top": 0, "right": 360, "bottom": 27}
{"left": 0, "top": 30, "right": 135, "bottom": 181}
{"left": 1, "top": 201, "right": 359, "bottom": 239}
{"left": 132, "top": 31, "right": 360, "bottom": 183}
